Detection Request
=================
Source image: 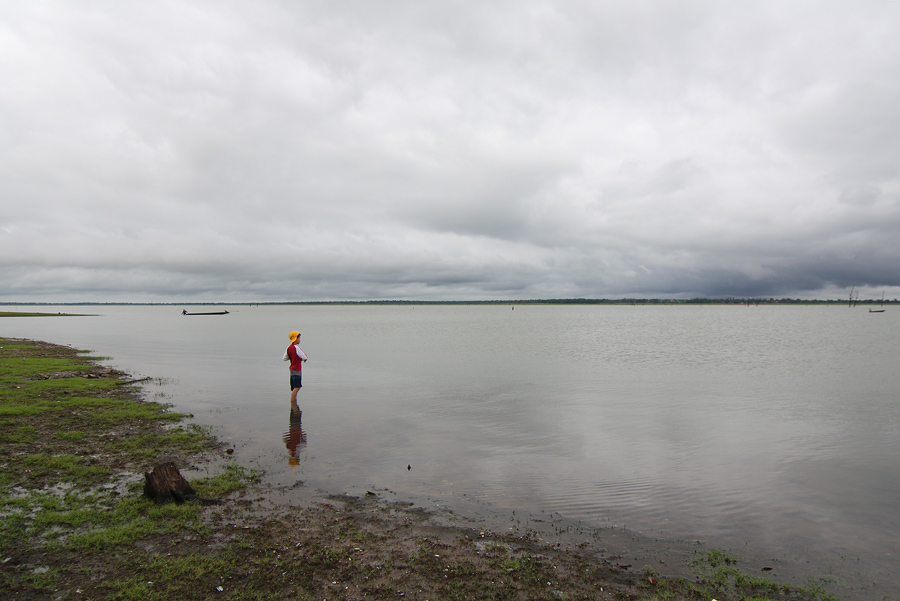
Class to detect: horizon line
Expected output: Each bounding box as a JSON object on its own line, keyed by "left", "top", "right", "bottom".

{"left": 1, "top": 298, "right": 895, "bottom": 306}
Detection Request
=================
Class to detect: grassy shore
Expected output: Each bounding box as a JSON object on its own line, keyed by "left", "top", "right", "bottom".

{"left": 0, "top": 337, "right": 841, "bottom": 600}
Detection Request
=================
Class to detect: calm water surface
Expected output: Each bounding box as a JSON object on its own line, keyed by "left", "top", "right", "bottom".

{"left": 3, "top": 304, "right": 899, "bottom": 597}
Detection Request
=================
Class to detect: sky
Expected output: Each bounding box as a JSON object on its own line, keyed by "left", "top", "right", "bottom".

{"left": 2, "top": 1, "right": 899, "bottom": 302}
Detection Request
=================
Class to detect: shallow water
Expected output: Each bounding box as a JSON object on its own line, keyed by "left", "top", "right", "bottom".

{"left": 3, "top": 303, "right": 899, "bottom": 598}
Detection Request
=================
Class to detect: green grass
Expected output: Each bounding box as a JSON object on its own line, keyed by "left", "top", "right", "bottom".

{"left": 54, "top": 430, "right": 88, "bottom": 441}
{"left": 631, "top": 549, "right": 843, "bottom": 601}
{"left": 1, "top": 357, "right": 92, "bottom": 376}
{"left": 192, "top": 463, "right": 259, "bottom": 498}
{"left": 0, "top": 340, "right": 201, "bottom": 491}
{"left": 0, "top": 337, "right": 255, "bottom": 596}
{"left": 2, "top": 466, "right": 245, "bottom": 553}
{"left": 20, "top": 453, "right": 111, "bottom": 482}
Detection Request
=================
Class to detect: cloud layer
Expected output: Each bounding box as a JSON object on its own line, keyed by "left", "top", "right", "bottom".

{"left": 2, "top": 1, "right": 899, "bottom": 301}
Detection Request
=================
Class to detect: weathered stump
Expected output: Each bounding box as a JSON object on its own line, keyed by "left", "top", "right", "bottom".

{"left": 143, "top": 461, "right": 197, "bottom": 504}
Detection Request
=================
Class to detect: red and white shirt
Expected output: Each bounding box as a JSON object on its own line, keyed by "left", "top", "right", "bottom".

{"left": 283, "top": 344, "right": 308, "bottom": 371}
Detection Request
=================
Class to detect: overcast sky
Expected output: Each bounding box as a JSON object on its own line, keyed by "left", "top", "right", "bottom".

{"left": 2, "top": 1, "right": 899, "bottom": 302}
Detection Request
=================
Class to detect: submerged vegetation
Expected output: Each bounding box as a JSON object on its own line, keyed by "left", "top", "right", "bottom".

{"left": 0, "top": 337, "right": 845, "bottom": 600}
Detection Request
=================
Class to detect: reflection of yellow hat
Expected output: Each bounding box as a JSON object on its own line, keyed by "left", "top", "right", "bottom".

{"left": 288, "top": 331, "right": 300, "bottom": 343}
{"left": 289, "top": 457, "right": 299, "bottom": 466}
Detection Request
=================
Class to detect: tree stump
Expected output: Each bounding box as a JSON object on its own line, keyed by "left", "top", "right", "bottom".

{"left": 143, "top": 461, "right": 197, "bottom": 504}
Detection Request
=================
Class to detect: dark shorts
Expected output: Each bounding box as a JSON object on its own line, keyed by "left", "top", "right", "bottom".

{"left": 290, "top": 374, "right": 302, "bottom": 390}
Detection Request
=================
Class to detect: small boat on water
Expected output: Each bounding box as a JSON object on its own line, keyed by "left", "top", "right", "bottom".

{"left": 182, "top": 309, "right": 230, "bottom": 316}
{"left": 869, "top": 291, "right": 886, "bottom": 313}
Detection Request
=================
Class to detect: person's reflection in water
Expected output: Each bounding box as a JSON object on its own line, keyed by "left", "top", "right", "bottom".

{"left": 282, "top": 409, "right": 307, "bottom": 466}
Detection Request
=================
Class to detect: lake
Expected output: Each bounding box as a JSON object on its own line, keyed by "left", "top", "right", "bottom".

{"left": 3, "top": 303, "right": 898, "bottom": 598}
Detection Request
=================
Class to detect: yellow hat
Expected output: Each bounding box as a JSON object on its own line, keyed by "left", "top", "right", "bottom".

{"left": 288, "top": 331, "right": 300, "bottom": 343}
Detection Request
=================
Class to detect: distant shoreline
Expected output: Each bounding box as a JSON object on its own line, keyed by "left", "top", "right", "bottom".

{"left": 0, "top": 311, "right": 94, "bottom": 317}
{"left": 1, "top": 298, "right": 894, "bottom": 306}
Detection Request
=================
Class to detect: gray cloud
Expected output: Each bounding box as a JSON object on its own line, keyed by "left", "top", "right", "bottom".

{"left": 2, "top": 1, "right": 899, "bottom": 302}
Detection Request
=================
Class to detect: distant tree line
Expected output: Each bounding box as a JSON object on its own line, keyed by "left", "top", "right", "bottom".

{"left": 5, "top": 298, "right": 895, "bottom": 306}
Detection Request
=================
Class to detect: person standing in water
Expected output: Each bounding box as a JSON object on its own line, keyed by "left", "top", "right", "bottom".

{"left": 283, "top": 331, "right": 308, "bottom": 413}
